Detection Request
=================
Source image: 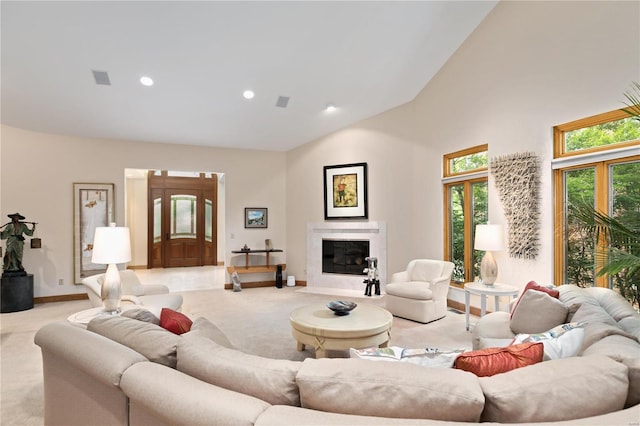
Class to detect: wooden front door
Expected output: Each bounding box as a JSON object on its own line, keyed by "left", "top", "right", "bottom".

{"left": 148, "top": 171, "right": 217, "bottom": 268}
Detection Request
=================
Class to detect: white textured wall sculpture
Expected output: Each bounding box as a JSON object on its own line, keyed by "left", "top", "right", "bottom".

{"left": 489, "top": 152, "right": 541, "bottom": 259}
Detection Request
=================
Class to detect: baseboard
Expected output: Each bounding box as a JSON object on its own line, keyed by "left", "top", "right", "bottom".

{"left": 224, "top": 280, "right": 307, "bottom": 290}
{"left": 34, "top": 293, "right": 89, "bottom": 304}
{"left": 447, "top": 299, "right": 482, "bottom": 317}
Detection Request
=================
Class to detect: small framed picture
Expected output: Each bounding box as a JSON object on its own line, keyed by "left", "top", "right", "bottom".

{"left": 324, "top": 162, "right": 368, "bottom": 220}
{"left": 245, "top": 207, "right": 268, "bottom": 228}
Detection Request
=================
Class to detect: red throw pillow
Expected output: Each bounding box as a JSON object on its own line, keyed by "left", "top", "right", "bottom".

{"left": 511, "top": 281, "right": 560, "bottom": 318}
{"left": 454, "top": 342, "right": 543, "bottom": 377}
{"left": 160, "top": 308, "right": 193, "bottom": 335}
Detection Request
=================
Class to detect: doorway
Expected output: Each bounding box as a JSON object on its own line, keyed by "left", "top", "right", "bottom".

{"left": 148, "top": 171, "right": 217, "bottom": 268}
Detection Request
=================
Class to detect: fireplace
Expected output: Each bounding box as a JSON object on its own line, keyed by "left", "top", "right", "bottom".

{"left": 322, "top": 239, "right": 370, "bottom": 275}
{"left": 307, "top": 221, "right": 386, "bottom": 291}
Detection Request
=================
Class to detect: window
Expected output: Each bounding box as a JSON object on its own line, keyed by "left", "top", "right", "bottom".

{"left": 443, "top": 145, "right": 488, "bottom": 286}
{"left": 553, "top": 109, "right": 640, "bottom": 288}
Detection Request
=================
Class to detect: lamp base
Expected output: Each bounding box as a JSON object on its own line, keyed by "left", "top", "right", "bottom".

{"left": 480, "top": 251, "right": 498, "bottom": 286}
{"left": 101, "top": 263, "right": 122, "bottom": 314}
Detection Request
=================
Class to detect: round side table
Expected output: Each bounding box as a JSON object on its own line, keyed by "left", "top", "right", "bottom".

{"left": 464, "top": 282, "right": 518, "bottom": 331}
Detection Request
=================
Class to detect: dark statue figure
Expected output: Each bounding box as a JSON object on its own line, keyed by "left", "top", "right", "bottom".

{"left": 1, "top": 213, "right": 37, "bottom": 277}
{"left": 363, "top": 256, "right": 380, "bottom": 297}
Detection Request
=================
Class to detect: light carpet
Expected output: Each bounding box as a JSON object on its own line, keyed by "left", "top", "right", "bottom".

{"left": 0, "top": 286, "right": 474, "bottom": 425}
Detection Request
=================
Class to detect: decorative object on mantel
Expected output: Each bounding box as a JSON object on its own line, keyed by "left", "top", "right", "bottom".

{"left": 323, "top": 162, "right": 368, "bottom": 220}
{"left": 489, "top": 152, "right": 540, "bottom": 259}
{"left": 245, "top": 207, "right": 267, "bottom": 228}
{"left": 363, "top": 256, "right": 381, "bottom": 296}
{"left": 327, "top": 300, "right": 357, "bottom": 316}
{"left": 474, "top": 224, "right": 504, "bottom": 286}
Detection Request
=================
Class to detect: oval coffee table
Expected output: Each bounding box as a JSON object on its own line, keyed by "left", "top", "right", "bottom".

{"left": 290, "top": 303, "right": 392, "bottom": 358}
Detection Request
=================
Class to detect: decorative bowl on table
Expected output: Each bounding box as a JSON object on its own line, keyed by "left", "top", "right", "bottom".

{"left": 327, "top": 301, "right": 357, "bottom": 316}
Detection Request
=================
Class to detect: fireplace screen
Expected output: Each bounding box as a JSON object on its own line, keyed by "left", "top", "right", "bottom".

{"left": 322, "top": 239, "right": 369, "bottom": 275}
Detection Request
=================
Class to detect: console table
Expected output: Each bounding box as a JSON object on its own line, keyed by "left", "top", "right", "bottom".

{"left": 227, "top": 249, "right": 285, "bottom": 275}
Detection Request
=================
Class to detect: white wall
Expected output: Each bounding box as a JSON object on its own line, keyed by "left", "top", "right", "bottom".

{"left": 285, "top": 0, "right": 640, "bottom": 305}
{"left": 0, "top": 126, "right": 286, "bottom": 297}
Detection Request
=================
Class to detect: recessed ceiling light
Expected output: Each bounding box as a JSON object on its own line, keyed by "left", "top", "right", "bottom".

{"left": 325, "top": 103, "right": 337, "bottom": 113}
{"left": 140, "top": 76, "right": 154, "bottom": 86}
{"left": 243, "top": 90, "right": 255, "bottom": 99}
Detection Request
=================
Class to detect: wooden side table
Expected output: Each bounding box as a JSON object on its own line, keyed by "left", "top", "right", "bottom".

{"left": 464, "top": 282, "right": 518, "bottom": 331}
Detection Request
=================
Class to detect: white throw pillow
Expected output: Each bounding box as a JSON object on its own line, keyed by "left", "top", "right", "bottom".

{"left": 349, "top": 346, "right": 464, "bottom": 368}
{"left": 512, "top": 322, "right": 585, "bottom": 360}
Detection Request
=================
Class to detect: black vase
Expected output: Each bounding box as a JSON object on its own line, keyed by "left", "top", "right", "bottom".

{"left": 275, "top": 265, "right": 283, "bottom": 288}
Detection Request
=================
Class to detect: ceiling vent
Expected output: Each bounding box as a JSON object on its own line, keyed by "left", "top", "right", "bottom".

{"left": 276, "top": 96, "right": 290, "bottom": 108}
{"left": 92, "top": 70, "right": 111, "bottom": 85}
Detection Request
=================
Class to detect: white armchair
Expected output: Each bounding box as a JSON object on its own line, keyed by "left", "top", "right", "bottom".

{"left": 81, "top": 270, "right": 183, "bottom": 317}
{"left": 384, "top": 259, "right": 454, "bottom": 323}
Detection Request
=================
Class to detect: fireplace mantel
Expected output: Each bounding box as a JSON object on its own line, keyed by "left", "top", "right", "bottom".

{"left": 306, "top": 221, "right": 387, "bottom": 292}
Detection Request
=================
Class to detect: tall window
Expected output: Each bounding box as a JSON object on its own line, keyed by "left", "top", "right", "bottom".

{"left": 553, "top": 109, "right": 640, "bottom": 288}
{"left": 443, "top": 145, "right": 488, "bottom": 286}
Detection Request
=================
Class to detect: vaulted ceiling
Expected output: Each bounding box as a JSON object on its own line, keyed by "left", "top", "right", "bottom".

{"left": 1, "top": 1, "right": 497, "bottom": 151}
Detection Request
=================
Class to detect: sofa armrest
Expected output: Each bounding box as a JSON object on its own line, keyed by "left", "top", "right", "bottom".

{"left": 35, "top": 321, "right": 148, "bottom": 385}
{"left": 35, "top": 321, "right": 149, "bottom": 426}
{"left": 121, "top": 362, "right": 271, "bottom": 425}
{"left": 471, "top": 311, "right": 515, "bottom": 350}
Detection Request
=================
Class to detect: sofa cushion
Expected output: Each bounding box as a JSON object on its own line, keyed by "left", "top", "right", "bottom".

{"left": 384, "top": 282, "right": 433, "bottom": 300}
{"left": 479, "top": 355, "right": 628, "bottom": 423}
{"left": 453, "top": 342, "right": 543, "bottom": 377}
{"left": 512, "top": 322, "right": 585, "bottom": 360}
{"left": 571, "top": 303, "right": 638, "bottom": 352}
{"left": 582, "top": 334, "right": 640, "bottom": 408}
{"left": 87, "top": 315, "right": 180, "bottom": 368}
{"left": 510, "top": 290, "right": 568, "bottom": 334}
{"left": 510, "top": 281, "right": 559, "bottom": 317}
{"left": 296, "top": 358, "right": 484, "bottom": 422}
{"left": 121, "top": 307, "right": 160, "bottom": 325}
{"left": 177, "top": 335, "right": 301, "bottom": 406}
{"left": 182, "top": 317, "right": 234, "bottom": 348}
{"left": 159, "top": 308, "right": 192, "bottom": 335}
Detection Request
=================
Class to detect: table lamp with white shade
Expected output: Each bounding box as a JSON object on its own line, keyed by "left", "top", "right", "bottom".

{"left": 91, "top": 223, "right": 131, "bottom": 314}
{"left": 474, "top": 224, "right": 504, "bottom": 286}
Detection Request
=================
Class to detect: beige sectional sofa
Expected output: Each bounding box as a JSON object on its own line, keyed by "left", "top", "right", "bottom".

{"left": 35, "top": 284, "right": 640, "bottom": 425}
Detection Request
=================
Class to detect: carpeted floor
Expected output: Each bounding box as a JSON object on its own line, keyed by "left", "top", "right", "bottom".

{"left": 0, "top": 286, "right": 475, "bottom": 425}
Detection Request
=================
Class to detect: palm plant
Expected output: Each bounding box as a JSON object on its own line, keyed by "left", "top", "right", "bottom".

{"left": 622, "top": 81, "right": 640, "bottom": 122}
{"left": 568, "top": 82, "right": 640, "bottom": 310}
{"left": 572, "top": 203, "right": 640, "bottom": 309}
